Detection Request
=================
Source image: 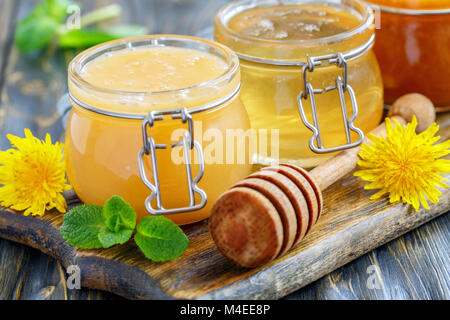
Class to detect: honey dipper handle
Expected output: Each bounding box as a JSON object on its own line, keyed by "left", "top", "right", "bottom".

{"left": 310, "top": 116, "right": 405, "bottom": 190}
{"left": 310, "top": 93, "right": 436, "bottom": 190}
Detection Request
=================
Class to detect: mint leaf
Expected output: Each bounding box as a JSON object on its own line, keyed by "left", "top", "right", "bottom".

{"left": 103, "top": 195, "right": 136, "bottom": 231}
{"left": 58, "top": 25, "right": 147, "bottom": 49}
{"left": 98, "top": 227, "right": 133, "bottom": 248}
{"left": 105, "top": 214, "right": 121, "bottom": 233}
{"left": 15, "top": 16, "right": 59, "bottom": 52}
{"left": 134, "top": 216, "right": 189, "bottom": 262}
{"left": 58, "top": 29, "right": 118, "bottom": 49}
{"left": 14, "top": 0, "right": 72, "bottom": 52}
{"left": 60, "top": 205, "right": 105, "bottom": 249}
{"left": 34, "top": 0, "right": 73, "bottom": 22}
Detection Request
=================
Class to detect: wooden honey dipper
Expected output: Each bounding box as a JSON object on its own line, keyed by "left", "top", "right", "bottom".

{"left": 209, "top": 93, "right": 436, "bottom": 268}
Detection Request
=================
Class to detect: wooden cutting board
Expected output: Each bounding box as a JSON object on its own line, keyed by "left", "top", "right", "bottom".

{"left": 0, "top": 115, "right": 449, "bottom": 300}
{"left": 0, "top": 173, "right": 448, "bottom": 300}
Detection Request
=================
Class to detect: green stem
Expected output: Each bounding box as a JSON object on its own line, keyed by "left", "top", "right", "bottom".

{"left": 80, "top": 4, "right": 122, "bottom": 28}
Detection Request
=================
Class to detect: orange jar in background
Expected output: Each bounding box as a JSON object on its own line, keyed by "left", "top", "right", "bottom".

{"left": 367, "top": 0, "right": 450, "bottom": 109}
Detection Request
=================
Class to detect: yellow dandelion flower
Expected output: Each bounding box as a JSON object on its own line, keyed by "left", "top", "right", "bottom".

{"left": 354, "top": 116, "right": 450, "bottom": 211}
{"left": 0, "top": 129, "right": 71, "bottom": 216}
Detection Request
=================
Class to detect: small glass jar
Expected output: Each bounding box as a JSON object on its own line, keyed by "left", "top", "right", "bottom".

{"left": 66, "top": 35, "right": 252, "bottom": 225}
{"left": 215, "top": 0, "right": 384, "bottom": 168}
{"left": 366, "top": 0, "right": 450, "bottom": 109}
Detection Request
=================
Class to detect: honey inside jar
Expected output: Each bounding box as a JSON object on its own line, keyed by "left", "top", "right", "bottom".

{"left": 215, "top": 0, "right": 384, "bottom": 168}
{"left": 227, "top": 4, "right": 362, "bottom": 41}
{"left": 67, "top": 36, "right": 252, "bottom": 225}
{"left": 80, "top": 47, "right": 228, "bottom": 94}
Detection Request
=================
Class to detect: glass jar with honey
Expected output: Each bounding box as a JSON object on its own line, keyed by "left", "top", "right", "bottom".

{"left": 366, "top": 0, "right": 450, "bottom": 110}
{"left": 215, "top": 0, "right": 384, "bottom": 168}
{"left": 66, "top": 35, "right": 252, "bottom": 225}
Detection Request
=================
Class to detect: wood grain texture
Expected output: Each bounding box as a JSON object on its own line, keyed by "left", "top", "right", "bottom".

{"left": 0, "top": 0, "right": 19, "bottom": 107}
{"left": 0, "top": 172, "right": 448, "bottom": 300}
{"left": 0, "top": 0, "right": 66, "bottom": 148}
{"left": 0, "top": 0, "right": 449, "bottom": 300}
{"left": 287, "top": 213, "right": 450, "bottom": 300}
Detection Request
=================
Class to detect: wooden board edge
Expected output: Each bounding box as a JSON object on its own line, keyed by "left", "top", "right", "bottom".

{"left": 199, "top": 193, "right": 450, "bottom": 299}
{"left": 0, "top": 209, "right": 172, "bottom": 300}
{"left": 0, "top": 192, "right": 448, "bottom": 300}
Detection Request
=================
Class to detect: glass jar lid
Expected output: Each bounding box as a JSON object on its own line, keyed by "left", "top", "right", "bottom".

{"left": 68, "top": 35, "right": 241, "bottom": 118}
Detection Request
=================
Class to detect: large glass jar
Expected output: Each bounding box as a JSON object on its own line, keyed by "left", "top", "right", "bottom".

{"left": 66, "top": 35, "right": 252, "bottom": 225}
{"left": 215, "top": 0, "right": 384, "bottom": 168}
{"left": 366, "top": 0, "right": 450, "bottom": 109}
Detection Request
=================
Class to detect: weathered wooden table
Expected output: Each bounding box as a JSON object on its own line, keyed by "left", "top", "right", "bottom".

{"left": 0, "top": 0, "right": 448, "bottom": 300}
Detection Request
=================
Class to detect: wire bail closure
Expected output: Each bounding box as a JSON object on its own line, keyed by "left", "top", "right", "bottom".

{"left": 297, "top": 52, "right": 364, "bottom": 154}
{"left": 138, "top": 108, "right": 207, "bottom": 215}
{"left": 70, "top": 82, "right": 241, "bottom": 217}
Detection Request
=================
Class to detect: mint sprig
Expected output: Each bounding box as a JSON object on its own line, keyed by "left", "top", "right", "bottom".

{"left": 103, "top": 195, "right": 137, "bottom": 231}
{"left": 15, "top": 0, "right": 72, "bottom": 53}
{"left": 60, "top": 196, "right": 189, "bottom": 262}
{"left": 14, "top": 0, "right": 147, "bottom": 53}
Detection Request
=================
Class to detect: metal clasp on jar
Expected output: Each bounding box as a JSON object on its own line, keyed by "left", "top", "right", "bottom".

{"left": 297, "top": 52, "right": 364, "bottom": 154}
{"left": 235, "top": 34, "right": 375, "bottom": 154}
{"left": 138, "top": 108, "right": 207, "bottom": 215}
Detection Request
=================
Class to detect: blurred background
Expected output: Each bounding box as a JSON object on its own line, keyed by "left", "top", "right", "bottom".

{"left": 0, "top": 0, "right": 230, "bottom": 151}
